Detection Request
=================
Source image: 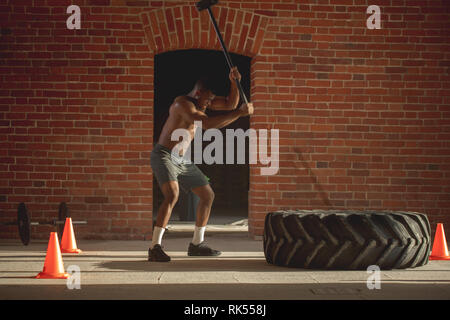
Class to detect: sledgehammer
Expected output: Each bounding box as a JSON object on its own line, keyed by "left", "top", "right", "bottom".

{"left": 195, "top": 0, "right": 249, "bottom": 105}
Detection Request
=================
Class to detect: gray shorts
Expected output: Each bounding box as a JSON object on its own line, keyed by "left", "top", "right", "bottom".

{"left": 150, "top": 143, "right": 209, "bottom": 192}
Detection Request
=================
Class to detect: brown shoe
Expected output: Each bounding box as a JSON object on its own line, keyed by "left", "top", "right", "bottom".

{"left": 148, "top": 244, "right": 171, "bottom": 262}
{"left": 188, "top": 242, "right": 221, "bottom": 256}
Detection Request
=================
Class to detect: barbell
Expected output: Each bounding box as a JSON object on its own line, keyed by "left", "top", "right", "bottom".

{"left": 1, "top": 202, "right": 87, "bottom": 245}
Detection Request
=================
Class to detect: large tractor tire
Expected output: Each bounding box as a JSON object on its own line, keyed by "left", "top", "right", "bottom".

{"left": 263, "top": 210, "right": 431, "bottom": 270}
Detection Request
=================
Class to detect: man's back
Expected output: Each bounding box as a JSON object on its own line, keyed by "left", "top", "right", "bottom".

{"left": 157, "top": 96, "right": 198, "bottom": 151}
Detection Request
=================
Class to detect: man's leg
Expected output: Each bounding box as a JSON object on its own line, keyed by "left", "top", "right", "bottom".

{"left": 149, "top": 180, "right": 179, "bottom": 262}
{"left": 188, "top": 184, "right": 220, "bottom": 256}
{"left": 155, "top": 180, "right": 179, "bottom": 229}
{"left": 153, "top": 180, "right": 179, "bottom": 247}
{"left": 191, "top": 184, "right": 215, "bottom": 227}
{"left": 189, "top": 184, "right": 214, "bottom": 246}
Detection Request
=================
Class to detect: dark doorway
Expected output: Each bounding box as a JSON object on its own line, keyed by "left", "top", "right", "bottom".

{"left": 153, "top": 49, "right": 251, "bottom": 224}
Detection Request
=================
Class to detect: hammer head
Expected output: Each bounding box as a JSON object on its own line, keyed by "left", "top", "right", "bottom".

{"left": 196, "top": 0, "right": 218, "bottom": 11}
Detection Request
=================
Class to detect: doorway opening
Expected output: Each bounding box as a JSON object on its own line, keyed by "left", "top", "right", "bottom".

{"left": 153, "top": 49, "right": 251, "bottom": 226}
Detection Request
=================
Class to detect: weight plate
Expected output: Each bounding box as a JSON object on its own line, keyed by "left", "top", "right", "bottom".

{"left": 17, "top": 203, "right": 31, "bottom": 246}
{"left": 58, "top": 202, "right": 69, "bottom": 239}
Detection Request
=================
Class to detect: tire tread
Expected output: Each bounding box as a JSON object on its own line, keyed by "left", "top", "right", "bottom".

{"left": 263, "top": 210, "right": 431, "bottom": 270}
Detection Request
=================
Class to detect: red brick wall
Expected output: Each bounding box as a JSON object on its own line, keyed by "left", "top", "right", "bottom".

{"left": 1, "top": 0, "right": 449, "bottom": 241}
{"left": 0, "top": 0, "right": 155, "bottom": 240}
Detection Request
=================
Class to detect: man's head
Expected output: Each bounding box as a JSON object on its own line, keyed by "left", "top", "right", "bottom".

{"left": 192, "top": 77, "right": 216, "bottom": 111}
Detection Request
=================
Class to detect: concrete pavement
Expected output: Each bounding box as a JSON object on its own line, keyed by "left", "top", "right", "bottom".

{"left": 1, "top": 230, "right": 450, "bottom": 300}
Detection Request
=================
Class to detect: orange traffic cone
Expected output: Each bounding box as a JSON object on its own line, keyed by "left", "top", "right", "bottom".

{"left": 429, "top": 223, "right": 450, "bottom": 260}
{"left": 61, "top": 218, "right": 82, "bottom": 254}
{"left": 36, "top": 232, "right": 70, "bottom": 279}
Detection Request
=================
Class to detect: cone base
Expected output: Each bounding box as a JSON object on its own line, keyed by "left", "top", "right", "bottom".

{"left": 429, "top": 255, "right": 450, "bottom": 261}
{"left": 36, "top": 272, "right": 70, "bottom": 279}
{"left": 61, "top": 248, "right": 82, "bottom": 254}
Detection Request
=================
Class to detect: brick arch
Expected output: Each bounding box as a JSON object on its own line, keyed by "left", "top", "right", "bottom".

{"left": 140, "top": 5, "right": 270, "bottom": 57}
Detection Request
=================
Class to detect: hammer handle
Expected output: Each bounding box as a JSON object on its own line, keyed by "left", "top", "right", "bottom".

{"left": 207, "top": 7, "right": 249, "bottom": 105}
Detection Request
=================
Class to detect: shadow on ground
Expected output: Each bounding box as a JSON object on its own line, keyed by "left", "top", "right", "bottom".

{"left": 97, "top": 258, "right": 281, "bottom": 273}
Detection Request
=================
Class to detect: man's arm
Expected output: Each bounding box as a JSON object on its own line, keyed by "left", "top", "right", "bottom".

{"left": 176, "top": 99, "right": 253, "bottom": 130}
{"left": 208, "top": 67, "right": 241, "bottom": 111}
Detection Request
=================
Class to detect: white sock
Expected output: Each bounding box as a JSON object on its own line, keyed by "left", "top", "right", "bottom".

{"left": 192, "top": 226, "right": 206, "bottom": 245}
{"left": 152, "top": 226, "right": 165, "bottom": 248}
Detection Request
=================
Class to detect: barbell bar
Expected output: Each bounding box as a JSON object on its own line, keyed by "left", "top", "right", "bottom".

{"left": 1, "top": 202, "right": 87, "bottom": 246}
